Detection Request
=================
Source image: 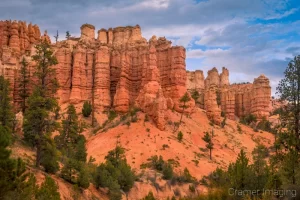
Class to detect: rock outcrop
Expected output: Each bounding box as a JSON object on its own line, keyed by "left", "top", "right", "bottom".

{"left": 0, "top": 22, "right": 194, "bottom": 130}
{"left": 187, "top": 67, "right": 271, "bottom": 121}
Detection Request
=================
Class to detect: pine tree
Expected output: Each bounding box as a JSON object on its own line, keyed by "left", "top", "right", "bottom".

{"left": 23, "top": 41, "right": 59, "bottom": 168}
{"left": 0, "top": 125, "right": 38, "bottom": 199}
{"left": 251, "top": 145, "right": 270, "bottom": 192}
{"left": 54, "top": 30, "right": 59, "bottom": 43}
{"left": 36, "top": 176, "right": 61, "bottom": 200}
{"left": 82, "top": 101, "right": 92, "bottom": 117}
{"left": 55, "top": 104, "right": 81, "bottom": 157}
{"left": 179, "top": 92, "right": 191, "bottom": 125}
{"left": 18, "top": 57, "right": 30, "bottom": 113}
{"left": 77, "top": 166, "right": 90, "bottom": 189}
{"left": 228, "top": 149, "right": 250, "bottom": 190}
{"left": 281, "top": 149, "right": 299, "bottom": 185}
{"left": 0, "top": 76, "right": 14, "bottom": 130}
{"left": 202, "top": 131, "right": 214, "bottom": 160}
{"left": 40, "top": 136, "right": 59, "bottom": 174}
{"left": 66, "top": 31, "right": 71, "bottom": 40}
{"left": 60, "top": 159, "right": 79, "bottom": 183}
{"left": 74, "top": 135, "right": 87, "bottom": 163}
{"left": 177, "top": 131, "right": 183, "bottom": 142}
{"left": 277, "top": 55, "right": 300, "bottom": 151}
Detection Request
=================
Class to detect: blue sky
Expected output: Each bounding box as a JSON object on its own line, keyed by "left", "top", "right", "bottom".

{"left": 0, "top": 0, "right": 299, "bottom": 94}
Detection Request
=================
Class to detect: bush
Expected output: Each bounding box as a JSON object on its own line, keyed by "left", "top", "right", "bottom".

{"left": 108, "top": 110, "right": 117, "bottom": 121}
{"left": 221, "top": 111, "right": 225, "bottom": 117}
{"left": 237, "top": 124, "right": 242, "bottom": 134}
{"left": 240, "top": 114, "right": 257, "bottom": 125}
{"left": 144, "top": 115, "right": 149, "bottom": 122}
{"left": 40, "top": 138, "right": 59, "bottom": 174}
{"left": 189, "top": 184, "right": 196, "bottom": 193}
{"left": 94, "top": 146, "right": 135, "bottom": 198}
{"left": 77, "top": 167, "right": 90, "bottom": 189}
{"left": 162, "top": 163, "right": 173, "bottom": 180}
{"left": 256, "top": 117, "right": 273, "bottom": 132}
{"left": 177, "top": 131, "right": 183, "bottom": 142}
{"left": 221, "top": 117, "right": 226, "bottom": 128}
{"left": 36, "top": 176, "right": 60, "bottom": 200}
{"left": 142, "top": 191, "right": 156, "bottom": 200}
{"left": 82, "top": 101, "right": 92, "bottom": 117}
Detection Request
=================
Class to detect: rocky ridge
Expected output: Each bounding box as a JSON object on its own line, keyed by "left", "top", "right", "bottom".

{"left": 0, "top": 21, "right": 194, "bottom": 130}
{"left": 187, "top": 67, "right": 271, "bottom": 122}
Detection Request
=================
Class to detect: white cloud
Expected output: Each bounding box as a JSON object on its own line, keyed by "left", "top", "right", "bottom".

{"left": 265, "top": 8, "right": 299, "bottom": 19}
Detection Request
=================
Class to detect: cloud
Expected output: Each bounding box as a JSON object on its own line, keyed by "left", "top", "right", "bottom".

{"left": 264, "top": 8, "right": 299, "bottom": 20}
{"left": 0, "top": 0, "right": 298, "bottom": 95}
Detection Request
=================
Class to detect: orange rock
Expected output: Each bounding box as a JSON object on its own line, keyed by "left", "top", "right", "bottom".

{"left": 188, "top": 67, "right": 271, "bottom": 122}
{"left": 0, "top": 22, "right": 195, "bottom": 129}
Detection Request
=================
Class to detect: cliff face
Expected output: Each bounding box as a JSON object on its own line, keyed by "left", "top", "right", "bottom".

{"left": 0, "top": 22, "right": 194, "bottom": 130}
{"left": 187, "top": 67, "right": 271, "bottom": 121}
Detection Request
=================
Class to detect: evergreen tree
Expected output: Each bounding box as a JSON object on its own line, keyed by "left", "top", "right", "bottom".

{"left": 0, "top": 76, "right": 14, "bottom": 130}
{"left": 95, "top": 145, "right": 135, "bottom": 200}
{"left": 202, "top": 131, "right": 214, "bottom": 160}
{"left": 277, "top": 55, "right": 300, "bottom": 151}
{"left": 281, "top": 149, "right": 300, "bottom": 185}
{"left": 66, "top": 31, "right": 71, "bottom": 40}
{"left": 23, "top": 41, "right": 59, "bottom": 168}
{"left": 143, "top": 191, "right": 156, "bottom": 200}
{"left": 18, "top": 57, "right": 30, "bottom": 113}
{"left": 54, "top": 30, "right": 59, "bottom": 43}
{"left": 0, "top": 125, "right": 38, "bottom": 199}
{"left": 228, "top": 149, "right": 250, "bottom": 190}
{"left": 60, "top": 159, "right": 79, "bottom": 184}
{"left": 82, "top": 101, "right": 92, "bottom": 117}
{"left": 74, "top": 135, "right": 87, "bottom": 163}
{"left": 162, "top": 163, "right": 173, "bottom": 180}
{"left": 0, "top": 125, "right": 15, "bottom": 198}
{"left": 40, "top": 136, "right": 59, "bottom": 174}
{"left": 77, "top": 166, "right": 90, "bottom": 189}
{"left": 36, "top": 176, "right": 61, "bottom": 200}
{"left": 55, "top": 104, "right": 81, "bottom": 157}
{"left": 177, "top": 131, "right": 183, "bottom": 142}
{"left": 179, "top": 92, "right": 191, "bottom": 125}
{"left": 251, "top": 145, "right": 270, "bottom": 193}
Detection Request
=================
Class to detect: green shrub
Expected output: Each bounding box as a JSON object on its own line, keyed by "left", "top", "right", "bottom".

{"left": 82, "top": 101, "right": 92, "bottom": 117}
{"left": 237, "top": 124, "right": 242, "bottom": 134}
{"left": 240, "top": 114, "right": 257, "bottom": 125}
{"left": 94, "top": 146, "right": 135, "bottom": 198}
{"left": 108, "top": 110, "right": 117, "bottom": 121}
{"left": 221, "top": 111, "right": 225, "bottom": 117}
{"left": 221, "top": 117, "right": 226, "bottom": 128}
{"left": 36, "top": 176, "right": 60, "bottom": 200}
{"left": 189, "top": 184, "right": 196, "bottom": 193}
{"left": 162, "top": 163, "right": 173, "bottom": 180}
{"left": 142, "top": 191, "right": 156, "bottom": 200}
{"left": 177, "top": 131, "right": 183, "bottom": 142}
{"left": 144, "top": 114, "right": 149, "bottom": 122}
{"left": 256, "top": 117, "right": 273, "bottom": 132}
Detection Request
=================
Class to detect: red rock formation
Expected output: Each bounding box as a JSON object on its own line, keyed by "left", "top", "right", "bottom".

{"left": 251, "top": 75, "right": 271, "bottom": 119}
{"left": 204, "top": 86, "right": 221, "bottom": 124}
{"left": 187, "top": 67, "right": 271, "bottom": 121}
{"left": 136, "top": 45, "right": 167, "bottom": 130}
{"left": 41, "top": 30, "right": 51, "bottom": 44}
{"left": 0, "top": 22, "right": 194, "bottom": 130}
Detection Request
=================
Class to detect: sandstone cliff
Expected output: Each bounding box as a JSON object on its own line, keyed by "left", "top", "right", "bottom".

{"left": 187, "top": 67, "right": 271, "bottom": 121}
{"left": 0, "top": 22, "right": 194, "bottom": 130}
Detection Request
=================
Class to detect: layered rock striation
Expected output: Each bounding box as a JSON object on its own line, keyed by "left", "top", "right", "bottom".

{"left": 187, "top": 67, "right": 271, "bottom": 122}
{"left": 0, "top": 22, "right": 194, "bottom": 130}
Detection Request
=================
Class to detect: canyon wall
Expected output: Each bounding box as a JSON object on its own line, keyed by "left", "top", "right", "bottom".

{"left": 0, "top": 21, "right": 194, "bottom": 130}
{"left": 187, "top": 67, "right": 271, "bottom": 122}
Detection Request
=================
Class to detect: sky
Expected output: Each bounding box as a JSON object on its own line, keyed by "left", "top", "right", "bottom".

{"left": 1, "top": 0, "right": 300, "bottom": 95}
